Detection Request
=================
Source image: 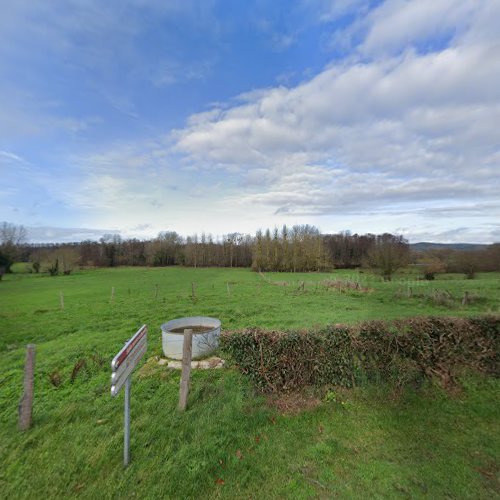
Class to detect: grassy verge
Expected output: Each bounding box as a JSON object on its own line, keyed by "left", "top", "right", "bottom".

{"left": 0, "top": 267, "right": 499, "bottom": 498}
{"left": 1, "top": 367, "right": 498, "bottom": 498}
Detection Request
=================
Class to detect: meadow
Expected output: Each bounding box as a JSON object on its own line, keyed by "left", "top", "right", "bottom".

{"left": 0, "top": 266, "right": 499, "bottom": 498}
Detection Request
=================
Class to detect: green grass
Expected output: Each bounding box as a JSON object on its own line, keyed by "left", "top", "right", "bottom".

{"left": 0, "top": 267, "right": 499, "bottom": 498}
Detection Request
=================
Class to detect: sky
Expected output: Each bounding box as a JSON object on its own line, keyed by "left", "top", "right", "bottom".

{"left": 1, "top": 0, "right": 499, "bottom": 244}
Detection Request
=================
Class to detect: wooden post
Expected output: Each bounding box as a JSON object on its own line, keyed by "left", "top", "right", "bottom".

{"left": 111, "top": 286, "right": 115, "bottom": 303}
{"left": 178, "top": 329, "right": 193, "bottom": 411}
{"left": 191, "top": 282, "right": 195, "bottom": 299}
{"left": 462, "top": 291, "right": 470, "bottom": 306}
{"left": 59, "top": 291, "right": 64, "bottom": 310}
{"left": 18, "top": 344, "right": 36, "bottom": 431}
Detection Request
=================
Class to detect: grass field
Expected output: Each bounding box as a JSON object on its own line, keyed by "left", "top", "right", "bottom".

{"left": 1, "top": 266, "right": 499, "bottom": 498}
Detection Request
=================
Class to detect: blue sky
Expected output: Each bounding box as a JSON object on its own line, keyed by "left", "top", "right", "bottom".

{"left": 1, "top": 0, "right": 499, "bottom": 243}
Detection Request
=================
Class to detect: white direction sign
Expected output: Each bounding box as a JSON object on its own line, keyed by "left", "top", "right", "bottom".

{"left": 111, "top": 324, "right": 148, "bottom": 467}
{"left": 111, "top": 324, "right": 148, "bottom": 396}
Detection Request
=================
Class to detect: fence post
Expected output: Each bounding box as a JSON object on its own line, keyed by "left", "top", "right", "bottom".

{"left": 178, "top": 329, "right": 193, "bottom": 411}
{"left": 18, "top": 344, "right": 36, "bottom": 431}
{"left": 111, "top": 286, "right": 115, "bottom": 303}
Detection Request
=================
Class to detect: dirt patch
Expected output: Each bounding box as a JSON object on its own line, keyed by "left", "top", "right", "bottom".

{"left": 267, "top": 392, "right": 321, "bottom": 415}
{"left": 475, "top": 458, "right": 500, "bottom": 494}
{"left": 33, "top": 309, "right": 50, "bottom": 315}
{"left": 169, "top": 326, "right": 213, "bottom": 334}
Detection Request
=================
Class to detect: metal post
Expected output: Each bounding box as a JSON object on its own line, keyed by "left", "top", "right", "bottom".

{"left": 124, "top": 376, "right": 131, "bottom": 467}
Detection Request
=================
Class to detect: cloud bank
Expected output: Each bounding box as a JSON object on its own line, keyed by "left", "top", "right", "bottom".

{"left": 172, "top": 0, "right": 500, "bottom": 241}
{"left": 1, "top": 0, "right": 499, "bottom": 243}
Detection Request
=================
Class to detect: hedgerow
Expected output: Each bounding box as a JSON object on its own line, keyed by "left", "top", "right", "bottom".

{"left": 220, "top": 316, "right": 499, "bottom": 392}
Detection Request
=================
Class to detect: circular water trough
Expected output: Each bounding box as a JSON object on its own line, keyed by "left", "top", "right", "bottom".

{"left": 161, "top": 316, "right": 221, "bottom": 360}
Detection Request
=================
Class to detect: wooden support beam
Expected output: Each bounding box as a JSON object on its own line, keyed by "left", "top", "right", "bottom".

{"left": 178, "top": 329, "right": 193, "bottom": 411}
{"left": 18, "top": 344, "right": 36, "bottom": 431}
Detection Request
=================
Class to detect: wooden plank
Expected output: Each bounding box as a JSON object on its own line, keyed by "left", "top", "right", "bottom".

{"left": 18, "top": 344, "right": 36, "bottom": 431}
{"left": 178, "top": 329, "right": 193, "bottom": 411}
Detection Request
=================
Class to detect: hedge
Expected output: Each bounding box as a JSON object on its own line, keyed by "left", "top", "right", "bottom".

{"left": 220, "top": 316, "right": 499, "bottom": 392}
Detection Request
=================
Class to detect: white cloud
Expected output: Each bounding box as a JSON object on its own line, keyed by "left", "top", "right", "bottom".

{"left": 27, "top": 226, "right": 121, "bottom": 244}
{"left": 171, "top": 1, "right": 500, "bottom": 241}
{"left": 0, "top": 151, "right": 26, "bottom": 164}
{"left": 359, "top": 0, "right": 476, "bottom": 57}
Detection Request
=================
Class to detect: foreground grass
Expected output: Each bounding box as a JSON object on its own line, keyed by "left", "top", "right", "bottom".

{"left": 0, "top": 267, "right": 499, "bottom": 498}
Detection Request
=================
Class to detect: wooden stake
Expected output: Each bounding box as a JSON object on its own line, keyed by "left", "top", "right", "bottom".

{"left": 59, "top": 291, "right": 64, "bottom": 310}
{"left": 18, "top": 344, "right": 36, "bottom": 431}
{"left": 178, "top": 329, "right": 193, "bottom": 411}
{"left": 191, "top": 282, "right": 195, "bottom": 299}
{"left": 111, "top": 286, "right": 115, "bottom": 303}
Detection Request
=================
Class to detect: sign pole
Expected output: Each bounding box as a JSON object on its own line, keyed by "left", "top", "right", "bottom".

{"left": 124, "top": 376, "right": 131, "bottom": 467}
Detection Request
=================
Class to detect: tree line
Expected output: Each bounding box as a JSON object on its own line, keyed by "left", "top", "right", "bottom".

{"left": 1, "top": 221, "right": 499, "bottom": 280}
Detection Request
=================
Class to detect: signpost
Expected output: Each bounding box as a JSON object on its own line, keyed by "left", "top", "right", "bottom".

{"left": 111, "top": 324, "right": 148, "bottom": 467}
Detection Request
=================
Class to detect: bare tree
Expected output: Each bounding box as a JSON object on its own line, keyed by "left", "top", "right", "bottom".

{"left": 0, "top": 222, "right": 27, "bottom": 278}
{"left": 418, "top": 253, "right": 446, "bottom": 280}
{"left": 251, "top": 224, "right": 327, "bottom": 272}
{"left": 456, "top": 251, "right": 480, "bottom": 279}
{"left": 365, "top": 234, "right": 410, "bottom": 281}
{"left": 59, "top": 247, "right": 80, "bottom": 275}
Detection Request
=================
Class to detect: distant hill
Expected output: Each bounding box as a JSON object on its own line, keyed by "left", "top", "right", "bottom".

{"left": 410, "top": 242, "right": 489, "bottom": 252}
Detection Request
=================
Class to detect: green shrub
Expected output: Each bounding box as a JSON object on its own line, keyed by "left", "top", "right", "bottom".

{"left": 221, "top": 316, "right": 499, "bottom": 392}
{"left": 221, "top": 326, "right": 354, "bottom": 392}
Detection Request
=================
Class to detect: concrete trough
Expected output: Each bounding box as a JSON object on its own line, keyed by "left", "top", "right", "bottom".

{"left": 161, "top": 316, "right": 221, "bottom": 360}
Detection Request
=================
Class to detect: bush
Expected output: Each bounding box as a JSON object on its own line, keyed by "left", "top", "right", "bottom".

{"left": 221, "top": 316, "right": 499, "bottom": 392}
{"left": 221, "top": 326, "right": 354, "bottom": 392}
{"left": 47, "top": 258, "right": 59, "bottom": 276}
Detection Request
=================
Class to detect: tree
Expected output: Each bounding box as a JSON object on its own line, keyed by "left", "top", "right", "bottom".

{"left": 149, "top": 231, "right": 182, "bottom": 266}
{"left": 226, "top": 233, "right": 243, "bottom": 267}
{"left": 59, "top": 247, "right": 80, "bottom": 275}
{"left": 100, "top": 234, "right": 122, "bottom": 267}
{"left": 418, "top": 254, "right": 446, "bottom": 280}
{"left": 365, "top": 234, "right": 410, "bottom": 281}
{"left": 456, "top": 251, "right": 480, "bottom": 279}
{"left": 0, "top": 222, "right": 27, "bottom": 278}
{"left": 482, "top": 244, "right": 500, "bottom": 272}
{"left": 323, "top": 232, "right": 376, "bottom": 268}
{"left": 251, "top": 224, "right": 326, "bottom": 272}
